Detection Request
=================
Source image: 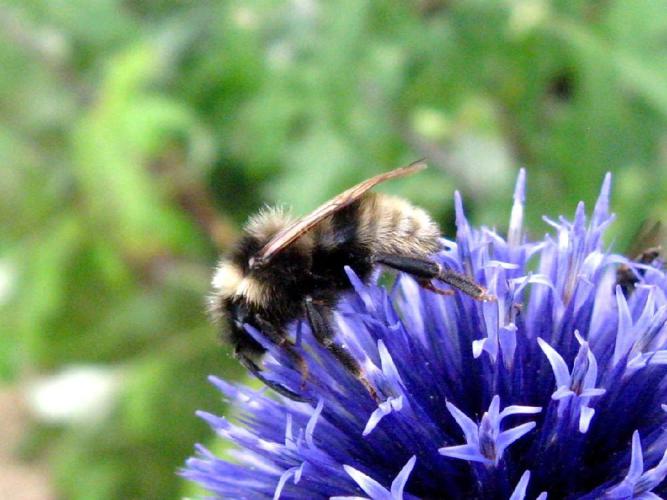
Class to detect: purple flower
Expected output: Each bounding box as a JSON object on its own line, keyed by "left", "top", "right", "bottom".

{"left": 183, "top": 171, "right": 667, "bottom": 499}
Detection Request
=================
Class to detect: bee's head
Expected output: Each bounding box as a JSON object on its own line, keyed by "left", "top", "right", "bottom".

{"left": 209, "top": 206, "right": 313, "bottom": 320}
{"left": 209, "top": 240, "right": 265, "bottom": 322}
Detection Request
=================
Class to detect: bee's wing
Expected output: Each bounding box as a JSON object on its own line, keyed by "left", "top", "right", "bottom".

{"left": 254, "top": 159, "right": 427, "bottom": 264}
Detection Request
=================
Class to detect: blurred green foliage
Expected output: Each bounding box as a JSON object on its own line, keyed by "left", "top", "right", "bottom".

{"left": 2, "top": 0, "right": 667, "bottom": 498}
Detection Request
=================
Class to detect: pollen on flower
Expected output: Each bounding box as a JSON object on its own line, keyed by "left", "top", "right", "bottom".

{"left": 183, "top": 171, "right": 667, "bottom": 499}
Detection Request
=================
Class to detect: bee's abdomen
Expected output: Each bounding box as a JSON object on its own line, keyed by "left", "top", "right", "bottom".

{"left": 311, "top": 193, "right": 441, "bottom": 296}
{"left": 357, "top": 193, "right": 441, "bottom": 258}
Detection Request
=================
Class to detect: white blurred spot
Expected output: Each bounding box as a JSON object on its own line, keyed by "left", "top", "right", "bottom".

{"left": 0, "top": 258, "right": 16, "bottom": 305}
{"left": 267, "top": 41, "right": 294, "bottom": 69}
{"left": 451, "top": 133, "right": 513, "bottom": 194}
{"left": 413, "top": 108, "right": 452, "bottom": 141}
{"left": 292, "top": 0, "right": 318, "bottom": 20}
{"left": 232, "top": 7, "right": 258, "bottom": 29}
{"left": 508, "top": 0, "right": 550, "bottom": 36}
{"left": 38, "top": 28, "right": 69, "bottom": 60}
{"left": 26, "top": 365, "right": 123, "bottom": 425}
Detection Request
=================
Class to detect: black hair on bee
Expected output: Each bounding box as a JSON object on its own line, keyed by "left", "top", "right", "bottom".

{"left": 209, "top": 160, "right": 492, "bottom": 402}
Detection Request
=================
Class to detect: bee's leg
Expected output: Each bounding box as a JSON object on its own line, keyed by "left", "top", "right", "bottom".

{"left": 417, "top": 279, "right": 454, "bottom": 296}
{"left": 375, "top": 253, "right": 494, "bottom": 301}
{"left": 304, "top": 298, "right": 380, "bottom": 403}
{"left": 236, "top": 352, "right": 310, "bottom": 402}
{"left": 254, "top": 315, "right": 310, "bottom": 391}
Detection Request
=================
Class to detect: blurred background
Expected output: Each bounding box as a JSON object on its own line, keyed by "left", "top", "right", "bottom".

{"left": 2, "top": 0, "right": 667, "bottom": 498}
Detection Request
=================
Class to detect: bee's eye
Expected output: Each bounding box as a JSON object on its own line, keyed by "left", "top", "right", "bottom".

{"left": 249, "top": 256, "right": 266, "bottom": 270}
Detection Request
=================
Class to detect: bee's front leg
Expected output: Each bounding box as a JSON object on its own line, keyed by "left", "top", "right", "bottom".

{"left": 236, "top": 352, "right": 310, "bottom": 402}
{"left": 304, "top": 297, "right": 380, "bottom": 403}
{"left": 254, "top": 314, "right": 310, "bottom": 392}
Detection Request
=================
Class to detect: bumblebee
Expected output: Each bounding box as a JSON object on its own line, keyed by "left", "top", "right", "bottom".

{"left": 209, "top": 160, "right": 491, "bottom": 402}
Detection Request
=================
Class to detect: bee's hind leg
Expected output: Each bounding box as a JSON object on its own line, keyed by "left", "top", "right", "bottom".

{"left": 374, "top": 253, "right": 494, "bottom": 301}
{"left": 304, "top": 297, "right": 380, "bottom": 403}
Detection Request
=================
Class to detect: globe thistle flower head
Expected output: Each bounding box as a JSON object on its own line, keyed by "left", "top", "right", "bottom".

{"left": 184, "top": 171, "right": 667, "bottom": 499}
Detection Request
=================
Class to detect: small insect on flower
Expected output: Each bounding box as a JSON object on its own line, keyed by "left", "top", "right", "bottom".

{"left": 208, "top": 160, "right": 492, "bottom": 402}
{"left": 616, "top": 220, "right": 663, "bottom": 297}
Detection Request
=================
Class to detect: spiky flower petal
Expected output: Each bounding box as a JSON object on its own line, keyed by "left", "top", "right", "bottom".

{"left": 438, "top": 396, "right": 541, "bottom": 466}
